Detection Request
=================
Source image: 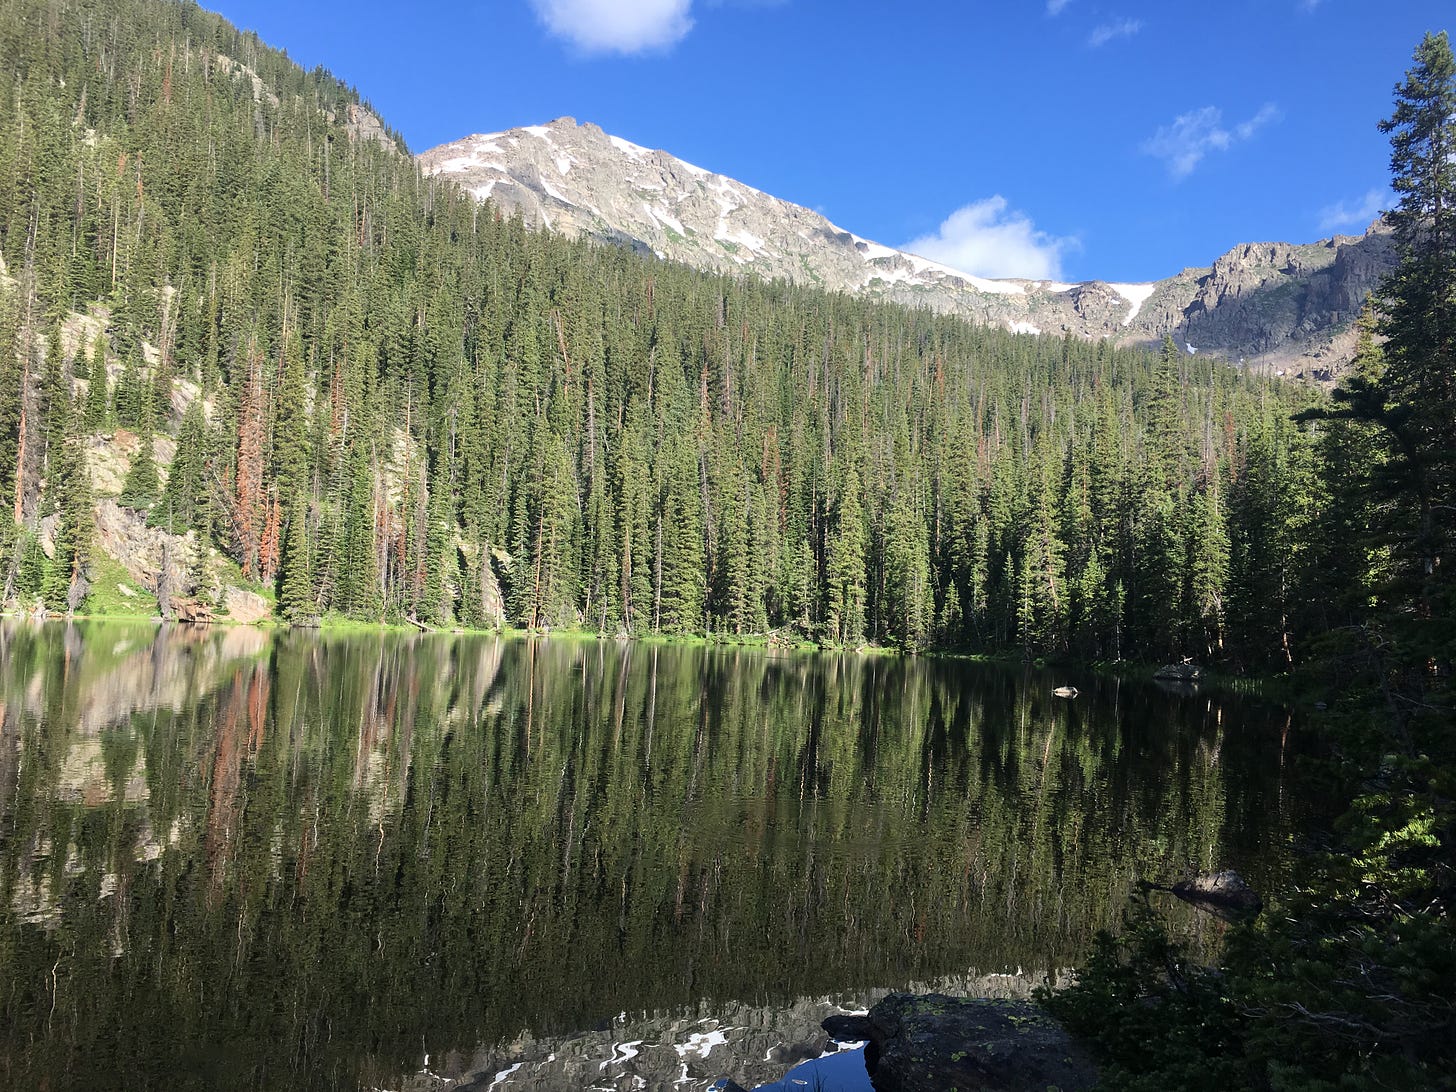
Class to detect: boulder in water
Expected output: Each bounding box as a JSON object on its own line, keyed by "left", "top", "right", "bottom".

{"left": 824, "top": 993, "right": 1098, "bottom": 1091}
{"left": 1170, "top": 870, "right": 1263, "bottom": 921}
{"left": 1154, "top": 663, "right": 1202, "bottom": 681}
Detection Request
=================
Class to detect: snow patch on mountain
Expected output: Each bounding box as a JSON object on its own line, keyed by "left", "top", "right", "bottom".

{"left": 471, "top": 179, "right": 511, "bottom": 200}
{"left": 854, "top": 236, "right": 902, "bottom": 262}
{"left": 608, "top": 134, "right": 647, "bottom": 160}
{"left": 902, "top": 253, "right": 1026, "bottom": 295}
{"left": 1109, "top": 283, "right": 1157, "bottom": 325}
{"left": 541, "top": 180, "right": 575, "bottom": 206}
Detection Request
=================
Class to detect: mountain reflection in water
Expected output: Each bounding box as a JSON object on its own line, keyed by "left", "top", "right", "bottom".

{"left": 0, "top": 621, "right": 1304, "bottom": 1091}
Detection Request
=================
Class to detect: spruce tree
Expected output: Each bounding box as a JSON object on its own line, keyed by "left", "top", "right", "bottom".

{"left": 152, "top": 399, "right": 208, "bottom": 533}
{"left": 83, "top": 332, "right": 109, "bottom": 431}
{"left": 113, "top": 350, "right": 146, "bottom": 431}
{"left": 824, "top": 459, "right": 866, "bottom": 646}
{"left": 0, "top": 283, "right": 20, "bottom": 494}
{"left": 271, "top": 328, "right": 312, "bottom": 499}
{"left": 1373, "top": 30, "right": 1456, "bottom": 642}
{"left": 42, "top": 426, "right": 94, "bottom": 613}
{"left": 119, "top": 398, "right": 161, "bottom": 509}
{"left": 278, "top": 494, "right": 315, "bottom": 623}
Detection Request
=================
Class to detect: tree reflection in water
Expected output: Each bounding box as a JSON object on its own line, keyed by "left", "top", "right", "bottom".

{"left": 0, "top": 621, "right": 1304, "bottom": 1091}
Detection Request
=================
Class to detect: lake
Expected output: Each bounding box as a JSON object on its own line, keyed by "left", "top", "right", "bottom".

{"left": 0, "top": 620, "right": 1306, "bottom": 1090}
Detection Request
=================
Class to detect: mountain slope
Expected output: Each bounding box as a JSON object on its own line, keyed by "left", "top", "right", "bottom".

{"left": 422, "top": 117, "right": 1392, "bottom": 377}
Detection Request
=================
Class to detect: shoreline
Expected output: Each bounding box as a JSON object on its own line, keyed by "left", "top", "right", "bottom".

{"left": 0, "top": 608, "right": 1294, "bottom": 701}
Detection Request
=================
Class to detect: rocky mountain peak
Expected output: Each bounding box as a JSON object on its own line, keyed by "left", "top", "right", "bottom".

{"left": 420, "top": 120, "right": 1395, "bottom": 378}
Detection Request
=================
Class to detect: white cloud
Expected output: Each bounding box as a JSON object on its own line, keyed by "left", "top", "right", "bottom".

{"left": 1141, "top": 102, "right": 1280, "bottom": 179}
{"left": 1088, "top": 18, "right": 1142, "bottom": 47}
{"left": 530, "top": 0, "right": 694, "bottom": 55}
{"left": 1046, "top": 0, "right": 1072, "bottom": 14}
{"left": 901, "top": 197, "right": 1077, "bottom": 281}
{"left": 1317, "top": 188, "right": 1388, "bottom": 233}
{"left": 1235, "top": 103, "right": 1280, "bottom": 140}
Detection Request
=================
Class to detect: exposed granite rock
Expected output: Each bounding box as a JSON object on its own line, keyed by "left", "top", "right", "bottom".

{"left": 93, "top": 499, "right": 190, "bottom": 610}
{"left": 222, "top": 586, "right": 270, "bottom": 624}
{"left": 403, "top": 996, "right": 846, "bottom": 1091}
{"left": 343, "top": 102, "right": 392, "bottom": 147}
{"left": 833, "top": 993, "right": 1098, "bottom": 1092}
{"left": 92, "top": 498, "right": 269, "bottom": 623}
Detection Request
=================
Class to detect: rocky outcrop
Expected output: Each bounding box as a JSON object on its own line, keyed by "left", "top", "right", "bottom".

{"left": 89, "top": 499, "right": 272, "bottom": 624}
{"left": 824, "top": 994, "right": 1098, "bottom": 1092}
{"left": 1160, "top": 226, "right": 1394, "bottom": 375}
{"left": 92, "top": 500, "right": 192, "bottom": 609}
{"left": 421, "top": 117, "right": 1397, "bottom": 378}
{"left": 343, "top": 103, "right": 393, "bottom": 147}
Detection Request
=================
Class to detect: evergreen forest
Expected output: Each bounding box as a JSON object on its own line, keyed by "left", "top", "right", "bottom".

{"left": 0, "top": 0, "right": 1327, "bottom": 669}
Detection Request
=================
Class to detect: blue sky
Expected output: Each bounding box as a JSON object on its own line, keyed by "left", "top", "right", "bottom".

{"left": 206, "top": 0, "right": 1449, "bottom": 283}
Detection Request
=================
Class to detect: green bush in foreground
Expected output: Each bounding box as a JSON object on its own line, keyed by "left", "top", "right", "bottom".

{"left": 1041, "top": 759, "right": 1455, "bottom": 1091}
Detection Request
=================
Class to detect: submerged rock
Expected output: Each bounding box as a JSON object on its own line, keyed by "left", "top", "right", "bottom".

{"left": 824, "top": 993, "right": 1098, "bottom": 1092}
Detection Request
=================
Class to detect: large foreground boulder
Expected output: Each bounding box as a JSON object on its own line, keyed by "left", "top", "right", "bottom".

{"left": 823, "top": 994, "right": 1098, "bottom": 1092}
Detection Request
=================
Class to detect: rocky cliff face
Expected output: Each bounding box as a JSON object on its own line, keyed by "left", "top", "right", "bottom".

{"left": 421, "top": 117, "right": 1393, "bottom": 377}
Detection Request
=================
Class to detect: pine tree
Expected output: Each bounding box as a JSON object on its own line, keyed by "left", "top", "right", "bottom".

{"left": 152, "top": 398, "right": 208, "bottom": 534}
{"left": 278, "top": 493, "right": 315, "bottom": 623}
{"left": 41, "top": 323, "right": 68, "bottom": 472}
{"left": 0, "top": 283, "right": 21, "bottom": 496}
{"left": 42, "top": 425, "right": 94, "bottom": 614}
{"left": 113, "top": 348, "right": 146, "bottom": 431}
{"left": 271, "top": 327, "right": 312, "bottom": 499}
{"left": 883, "top": 485, "right": 931, "bottom": 649}
{"left": 119, "top": 397, "right": 161, "bottom": 508}
{"left": 824, "top": 459, "right": 866, "bottom": 646}
{"left": 1373, "top": 30, "right": 1456, "bottom": 642}
{"left": 233, "top": 347, "right": 267, "bottom": 580}
{"left": 83, "top": 332, "right": 109, "bottom": 431}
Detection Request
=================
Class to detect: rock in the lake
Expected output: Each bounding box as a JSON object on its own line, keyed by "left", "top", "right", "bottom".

{"left": 822, "top": 1013, "right": 874, "bottom": 1041}
{"left": 827, "top": 993, "right": 1098, "bottom": 1092}
{"left": 1171, "top": 870, "right": 1262, "bottom": 921}
{"left": 1153, "top": 662, "right": 1202, "bottom": 681}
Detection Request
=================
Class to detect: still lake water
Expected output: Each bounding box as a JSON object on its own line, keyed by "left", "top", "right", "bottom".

{"left": 0, "top": 621, "right": 1306, "bottom": 1091}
